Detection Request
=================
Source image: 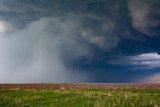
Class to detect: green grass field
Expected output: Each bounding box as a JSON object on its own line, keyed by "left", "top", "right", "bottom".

{"left": 0, "top": 86, "right": 160, "bottom": 107}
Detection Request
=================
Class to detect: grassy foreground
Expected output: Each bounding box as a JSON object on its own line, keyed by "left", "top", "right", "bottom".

{"left": 0, "top": 87, "right": 160, "bottom": 107}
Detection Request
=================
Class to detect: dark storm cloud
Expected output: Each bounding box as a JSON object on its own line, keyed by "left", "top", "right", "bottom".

{"left": 0, "top": 0, "right": 160, "bottom": 83}
{"left": 0, "top": 0, "right": 134, "bottom": 50}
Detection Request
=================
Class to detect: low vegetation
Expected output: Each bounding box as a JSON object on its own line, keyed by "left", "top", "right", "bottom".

{"left": 0, "top": 84, "right": 160, "bottom": 107}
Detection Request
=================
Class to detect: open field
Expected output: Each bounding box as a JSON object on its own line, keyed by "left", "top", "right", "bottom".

{"left": 0, "top": 83, "right": 160, "bottom": 107}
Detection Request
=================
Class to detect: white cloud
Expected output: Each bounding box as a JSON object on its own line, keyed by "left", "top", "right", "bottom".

{"left": 129, "top": 53, "right": 160, "bottom": 67}
{"left": 130, "top": 53, "right": 160, "bottom": 61}
{"left": 109, "top": 53, "right": 160, "bottom": 68}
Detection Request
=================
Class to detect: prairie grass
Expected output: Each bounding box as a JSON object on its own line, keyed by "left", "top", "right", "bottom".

{"left": 0, "top": 88, "right": 160, "bottom": 107}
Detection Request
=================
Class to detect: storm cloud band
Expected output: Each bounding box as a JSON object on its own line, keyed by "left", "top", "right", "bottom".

{"left": 0, "top": 0, "right": 160, "bottom": 83}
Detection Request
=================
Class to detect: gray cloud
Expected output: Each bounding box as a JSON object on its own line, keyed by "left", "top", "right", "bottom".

{"left": 0, "top": 18, "right": 91, "bottom": 83}
{"left": 128, "top": 0, "right": 160, "bottom": 36}
{"left": 0, "top": 0, "right": 160, "bottom": 83}
{"left": 0, "top": 0, "right": 133, "bottom": 51}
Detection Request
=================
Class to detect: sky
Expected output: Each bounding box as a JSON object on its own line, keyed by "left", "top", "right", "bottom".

{"left": 0, "top": 0, "right": 160, "bottom": 83}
